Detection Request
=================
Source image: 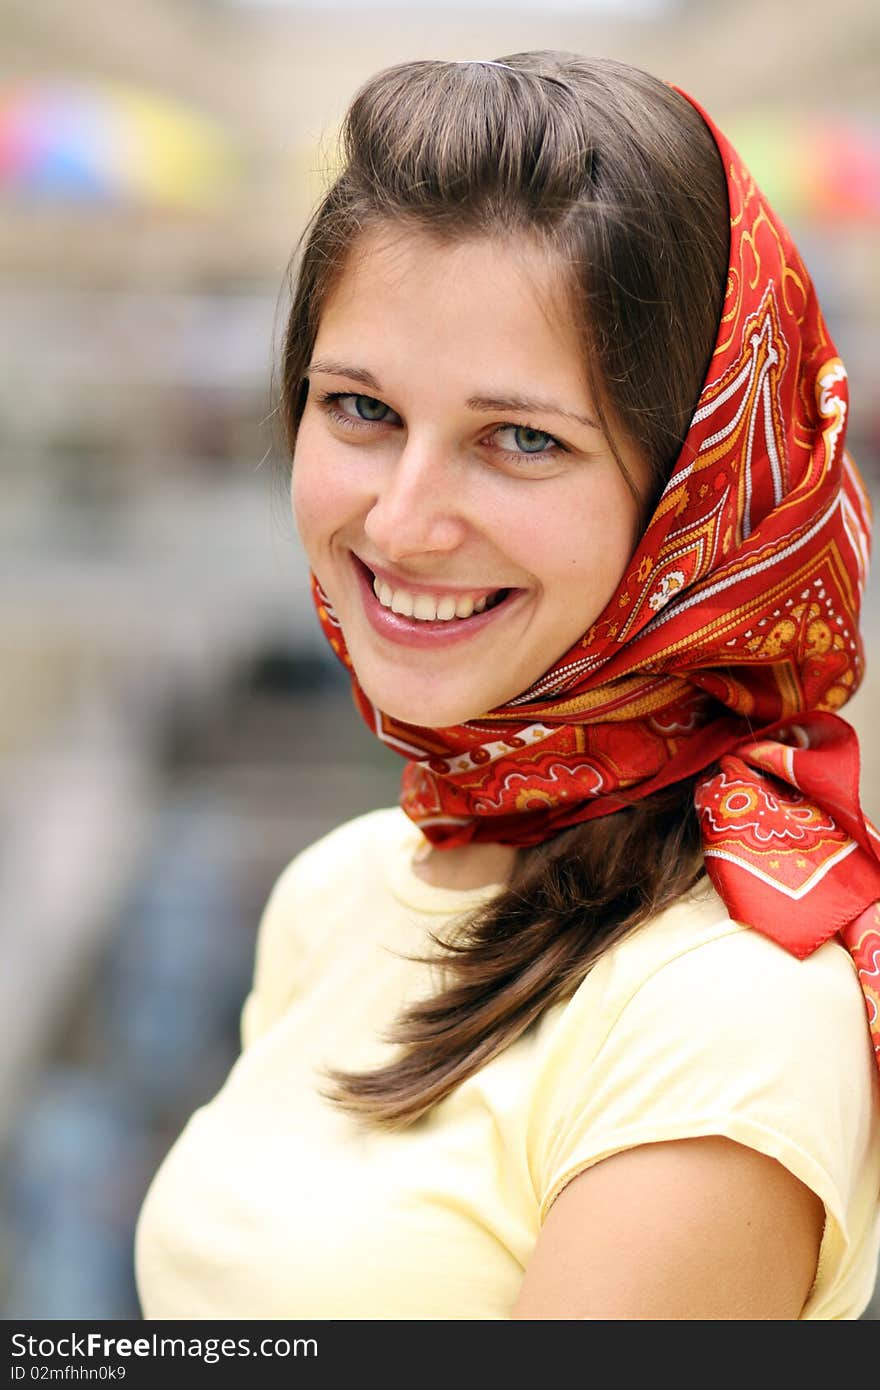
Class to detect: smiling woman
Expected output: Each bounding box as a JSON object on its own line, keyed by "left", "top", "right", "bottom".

{"left": 134, "top": 53, "right": 880, "bottom": 1321}
{"left": 292, "top": 231, "right": 649, "bottom": 727}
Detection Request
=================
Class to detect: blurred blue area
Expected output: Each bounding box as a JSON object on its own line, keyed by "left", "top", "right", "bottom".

{"left": 2, "top": 1071, "right": 150, "bottom": 1319}
{"left": 0, "top": 659, "right": 399, "bottom": 1319}
{"left": 0, "top": 784, "right": 265, "bottom": 1318}
{"left": 100, "top": 797, "right": 254, "bottom": 1113}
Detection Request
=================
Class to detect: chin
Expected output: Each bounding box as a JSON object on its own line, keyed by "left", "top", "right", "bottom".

{"left": 371, "top": 697, "right": 476, "bottom": 730}
{"left": 354, "top": 677, "right": 484, "bottom": 730}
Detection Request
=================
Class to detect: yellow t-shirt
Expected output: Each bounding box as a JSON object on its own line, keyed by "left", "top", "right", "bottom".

{"left": 135, "top": 806, "right": 880, "bottom": 1320}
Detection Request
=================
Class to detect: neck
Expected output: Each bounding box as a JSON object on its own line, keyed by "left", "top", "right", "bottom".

{"left": 411, "top": 839, "right": 518, "bottom": 891}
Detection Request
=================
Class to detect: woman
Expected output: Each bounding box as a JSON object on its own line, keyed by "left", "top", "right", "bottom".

{"left": 135, "top": 53, "right": 880, "bottom": 1320}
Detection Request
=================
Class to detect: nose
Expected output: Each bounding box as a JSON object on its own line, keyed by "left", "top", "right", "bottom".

{"left": 362, "top": 439, "right": 469, "bottom": 561}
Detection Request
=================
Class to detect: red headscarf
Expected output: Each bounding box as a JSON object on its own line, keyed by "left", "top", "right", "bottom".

{"left": 310, "top": 89, "right": 880, "bottom": 1073}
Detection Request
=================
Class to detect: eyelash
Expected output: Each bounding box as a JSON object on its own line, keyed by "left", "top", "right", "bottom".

{"left": 312, "top": 390, "right": 568, "bottom": 463}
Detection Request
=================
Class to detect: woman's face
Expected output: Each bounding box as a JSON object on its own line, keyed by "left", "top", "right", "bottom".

{"left": 293, "top": 226, "right": 651, "bottom": 728}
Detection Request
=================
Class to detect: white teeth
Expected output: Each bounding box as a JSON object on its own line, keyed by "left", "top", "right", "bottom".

{"left": 412, "top": 594, "right": 438, "bottom": 620}
{"left": 370, "top": 571, "right": 504, "bottom": 622}
{"left": 390, "top": 590, "right": 414, "bottom": 617}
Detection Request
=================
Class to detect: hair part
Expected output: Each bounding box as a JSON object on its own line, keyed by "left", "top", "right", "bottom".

{"left": 277, "top": 52, "right": 730, "bottom": 1127}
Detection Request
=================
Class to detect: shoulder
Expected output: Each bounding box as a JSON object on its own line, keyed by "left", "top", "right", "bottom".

{"left": 533, "top": 878, "right": 879, "bottom": 1226}
{"left": 524, "top": 884, "right": 880, "bottom": 1318}
{"left": 240, "top": 805, "right": 405, "bottom": 1046}
{"left": 562, "top": 877, "right": 870, "bottom": 1059}
{"left": 255, "top": 802, "right": 408, "bottom": 956}
{"left": 259, "top": 804, "right": 407, "bottom": 919}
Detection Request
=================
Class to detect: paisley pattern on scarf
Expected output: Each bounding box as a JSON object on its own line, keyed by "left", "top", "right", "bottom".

{"left": 309, "top": 90, "right": 880, "bottom": 1071}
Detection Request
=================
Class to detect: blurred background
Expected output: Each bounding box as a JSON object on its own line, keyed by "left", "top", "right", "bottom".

{"left": 1, "top": 0, "right": 878, "bottom": 1320}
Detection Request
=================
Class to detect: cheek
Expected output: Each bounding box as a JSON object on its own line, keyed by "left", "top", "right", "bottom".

{"left": 291, "top": 430, "right": 358, "bottom": 549}
{"left": 290, "top": 459, "right": 322, "bottom": 544}
{"left": 526, "top": 486, "right": 641, "bottom": 603}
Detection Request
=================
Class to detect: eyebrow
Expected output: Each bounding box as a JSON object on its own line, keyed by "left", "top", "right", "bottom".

{"left": 306, "top": 358, "right": 600, "bottom": 432}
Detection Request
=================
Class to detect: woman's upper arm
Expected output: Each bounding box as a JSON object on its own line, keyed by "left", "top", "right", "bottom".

{"left": 512, "top": 1135, "right": 825, "bottom": 1320}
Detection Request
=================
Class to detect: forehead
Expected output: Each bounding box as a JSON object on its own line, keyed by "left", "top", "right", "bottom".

{"left": 315, "top": 225, "right": 584, "bottom": 385}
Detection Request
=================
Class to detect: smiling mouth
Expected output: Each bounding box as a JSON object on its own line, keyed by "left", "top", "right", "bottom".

{"left": 357, "top": 557, "right": 515, "bottom": 624}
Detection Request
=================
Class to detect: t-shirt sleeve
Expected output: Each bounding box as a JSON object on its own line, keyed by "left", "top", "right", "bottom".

{"left": 532, "top": 924, "right": 880, "bottom": 1317}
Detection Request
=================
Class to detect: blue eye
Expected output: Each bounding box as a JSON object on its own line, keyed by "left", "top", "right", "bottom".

{"left": 512, "top": 426, "right": 554, "bottom": 453}
{"left": 314, "top": 391, "right": 400, "bottom": 431}
{"left": 492, "top": 423, "right": 563, "bottom": 460}
{"left": 314, "top": 389, "right": 566, "bottom": 465}
{"left": 353, "top": 395, "right": 390, "bottom": 421}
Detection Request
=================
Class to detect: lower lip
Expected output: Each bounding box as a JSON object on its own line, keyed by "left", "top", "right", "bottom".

{"left": 351, "top": 555, "right": 521, "bottom": 649}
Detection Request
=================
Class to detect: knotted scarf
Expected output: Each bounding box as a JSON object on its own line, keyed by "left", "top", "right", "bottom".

{"left": 309, "top": 89, "right": 880, "bottom": 1072}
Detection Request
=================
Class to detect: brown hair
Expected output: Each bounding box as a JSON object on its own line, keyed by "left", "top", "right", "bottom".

{"left": 277, "top": 52, "right": 729, "bottom": 1127}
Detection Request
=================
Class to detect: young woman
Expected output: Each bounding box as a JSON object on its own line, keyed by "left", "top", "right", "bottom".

{"left": 135, "top": 53, "right": 880, "bottom": 1320}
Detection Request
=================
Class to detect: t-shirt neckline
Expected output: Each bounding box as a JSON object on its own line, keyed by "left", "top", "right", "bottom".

{"left": 382, "top": 809, "right": 508, "bottom": 914}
